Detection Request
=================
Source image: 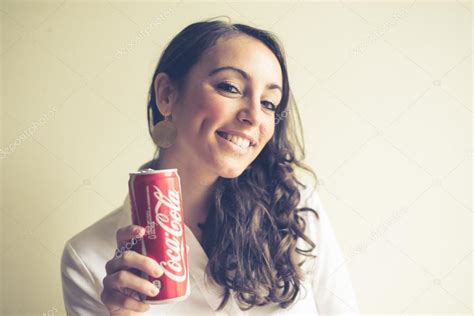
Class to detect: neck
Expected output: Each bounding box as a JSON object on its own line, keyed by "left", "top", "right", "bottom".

{"left": 152, "top": 148, "right": 218, "bottom": 242}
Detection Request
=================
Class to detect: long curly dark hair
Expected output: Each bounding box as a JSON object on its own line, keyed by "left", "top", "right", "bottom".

{"left": 146, "top": 17, "right": 319, "bottom": 311}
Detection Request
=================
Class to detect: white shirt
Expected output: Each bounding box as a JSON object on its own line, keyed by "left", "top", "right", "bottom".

{"left": 61, "top": 180, "right": 360, "bottom": 315}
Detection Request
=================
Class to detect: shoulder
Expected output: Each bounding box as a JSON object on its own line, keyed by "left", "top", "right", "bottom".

{"left": 297, "top": 175, "right": 323, "bottom": 232}
{"left": 295, "top": 179, "right": 360, "bottom": 314}
{"left": 62, "top": 200, "right": 125, "bottom": 282}
{"left": 295, "top": 176, "right": 335, "bottom": 274}
{"left": 66, "top": 206, "right": 121, "bottom": 255}
{"left": 64, "top": 160, "right": 151, "bottom": 262}
{"left": 61, "top": 205, "right": 125, "bottom": 314}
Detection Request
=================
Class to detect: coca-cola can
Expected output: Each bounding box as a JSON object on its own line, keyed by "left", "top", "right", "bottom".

{"left": 128, "top": 168, "right": 190, "bottom": 304}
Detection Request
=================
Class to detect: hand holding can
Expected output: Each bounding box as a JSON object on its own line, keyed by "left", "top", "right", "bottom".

{"left": 101, "top": 225, "right": 164, "bottom": 315}
{"left": 128, "top": 168, "right": 190, "bottom": 304}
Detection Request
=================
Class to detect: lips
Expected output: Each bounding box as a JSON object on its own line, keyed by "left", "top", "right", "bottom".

{"left": 216, "top": 131, "right": 252, "bottom": 149}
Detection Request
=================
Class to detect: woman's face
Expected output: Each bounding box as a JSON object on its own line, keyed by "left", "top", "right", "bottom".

{"left": 167, "top": 34, "right": 283, "bottom": 178}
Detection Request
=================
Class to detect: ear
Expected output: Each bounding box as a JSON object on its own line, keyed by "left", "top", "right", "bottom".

{"left": 153, "top": 72, "right": 177, "bottom": 117}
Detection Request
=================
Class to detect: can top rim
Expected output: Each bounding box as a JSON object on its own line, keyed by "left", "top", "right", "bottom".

{"left": 129, "top": 168, "right": 177, "bottom": 175}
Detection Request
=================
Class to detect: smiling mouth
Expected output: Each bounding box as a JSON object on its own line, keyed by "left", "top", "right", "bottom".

{"left": 216, "top": 131, "right": 253, "bottom": 149}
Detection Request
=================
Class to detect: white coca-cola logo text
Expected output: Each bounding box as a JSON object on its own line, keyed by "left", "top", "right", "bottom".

{"left": 153, "top": 185, "right": 187, "bottom": 282}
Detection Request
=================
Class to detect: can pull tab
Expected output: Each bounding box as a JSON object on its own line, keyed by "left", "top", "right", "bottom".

{"left": 136, "top": 168, "right": 156, "bottom": 174}
{"left": 153, "top": 280, "right": 162, "bottom": 290}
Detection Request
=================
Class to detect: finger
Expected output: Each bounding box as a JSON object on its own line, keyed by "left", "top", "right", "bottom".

{"left": 116, "top": 225, "right": 146, "bottom": 249}
{"left": 104, "top": 270, "right": 160, "bottom": 298}
{"left": 101, "top": 287, "right": 150, "bottom": 314}
{"left": 122, "top": 287, "right": 141, "bottom": 301}
{"left": 106, "top": 250, "right": 164, "bottom": 278}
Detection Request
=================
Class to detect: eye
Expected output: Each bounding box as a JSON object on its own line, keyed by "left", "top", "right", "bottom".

{"left": 262, "top": 101, "right": 277, "bottom": 112}
{"left": 217, "top": 82, "right": 240, "bottom": 94}
{"left": 217, "top": 82, "right": 277, "bottom": 112}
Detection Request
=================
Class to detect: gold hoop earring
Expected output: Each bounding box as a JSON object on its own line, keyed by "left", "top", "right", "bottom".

{"left": 151, "top": 115, "right": 177, "bottom": 148}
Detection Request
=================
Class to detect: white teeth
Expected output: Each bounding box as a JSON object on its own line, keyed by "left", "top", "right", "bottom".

{"left": 221, "top": 132, "right": 251, "bottom": 148}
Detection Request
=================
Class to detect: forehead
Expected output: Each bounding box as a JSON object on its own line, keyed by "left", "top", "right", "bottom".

{"left": 197, "top": 35, "right": 283, "bottom": 86}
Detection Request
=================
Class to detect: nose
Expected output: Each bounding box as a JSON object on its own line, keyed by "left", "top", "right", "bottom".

{"left": 237, "top": 95, "right": 262, "bottom": 126}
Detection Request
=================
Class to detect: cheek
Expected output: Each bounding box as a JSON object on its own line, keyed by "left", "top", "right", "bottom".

{"left": 195, "top": 86, "right": 234, "bottom": 123}
{"left": 179, "top": 87, "right": 235, "bottom": 141}
{"left": 261, "top": 118, "right": 275, "bottom": 142}
{"left": 200, "top": 94, "right": 228, "bottom": 116}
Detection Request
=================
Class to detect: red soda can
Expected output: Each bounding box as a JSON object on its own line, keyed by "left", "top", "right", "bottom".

{"left": 128, "top": 168, "right": 190, "bottom": 304}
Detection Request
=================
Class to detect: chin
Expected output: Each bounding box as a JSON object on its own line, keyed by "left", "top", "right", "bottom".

{"left": 217, "top": 165, "right": 247, "bottom": 179}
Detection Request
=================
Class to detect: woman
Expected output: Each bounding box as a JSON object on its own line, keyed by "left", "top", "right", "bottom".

{"left": 61, "top": 18, "right": 359, "bottom": 315}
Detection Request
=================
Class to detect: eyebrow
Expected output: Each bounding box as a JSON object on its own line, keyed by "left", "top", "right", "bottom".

{"left": 208, "top": 66, "right": 282, "bottom": 93}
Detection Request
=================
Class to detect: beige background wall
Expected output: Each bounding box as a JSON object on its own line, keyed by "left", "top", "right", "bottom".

{"left": 1, "top": 1, "right": 472, "bottom": 315}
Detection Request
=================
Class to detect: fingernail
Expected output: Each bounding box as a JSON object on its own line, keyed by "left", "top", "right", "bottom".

{"left": 154, "top": 268, "right": 163, "bottom": 277}
{"left": 150, "top": 285, "right": 159, "bottom": 296}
